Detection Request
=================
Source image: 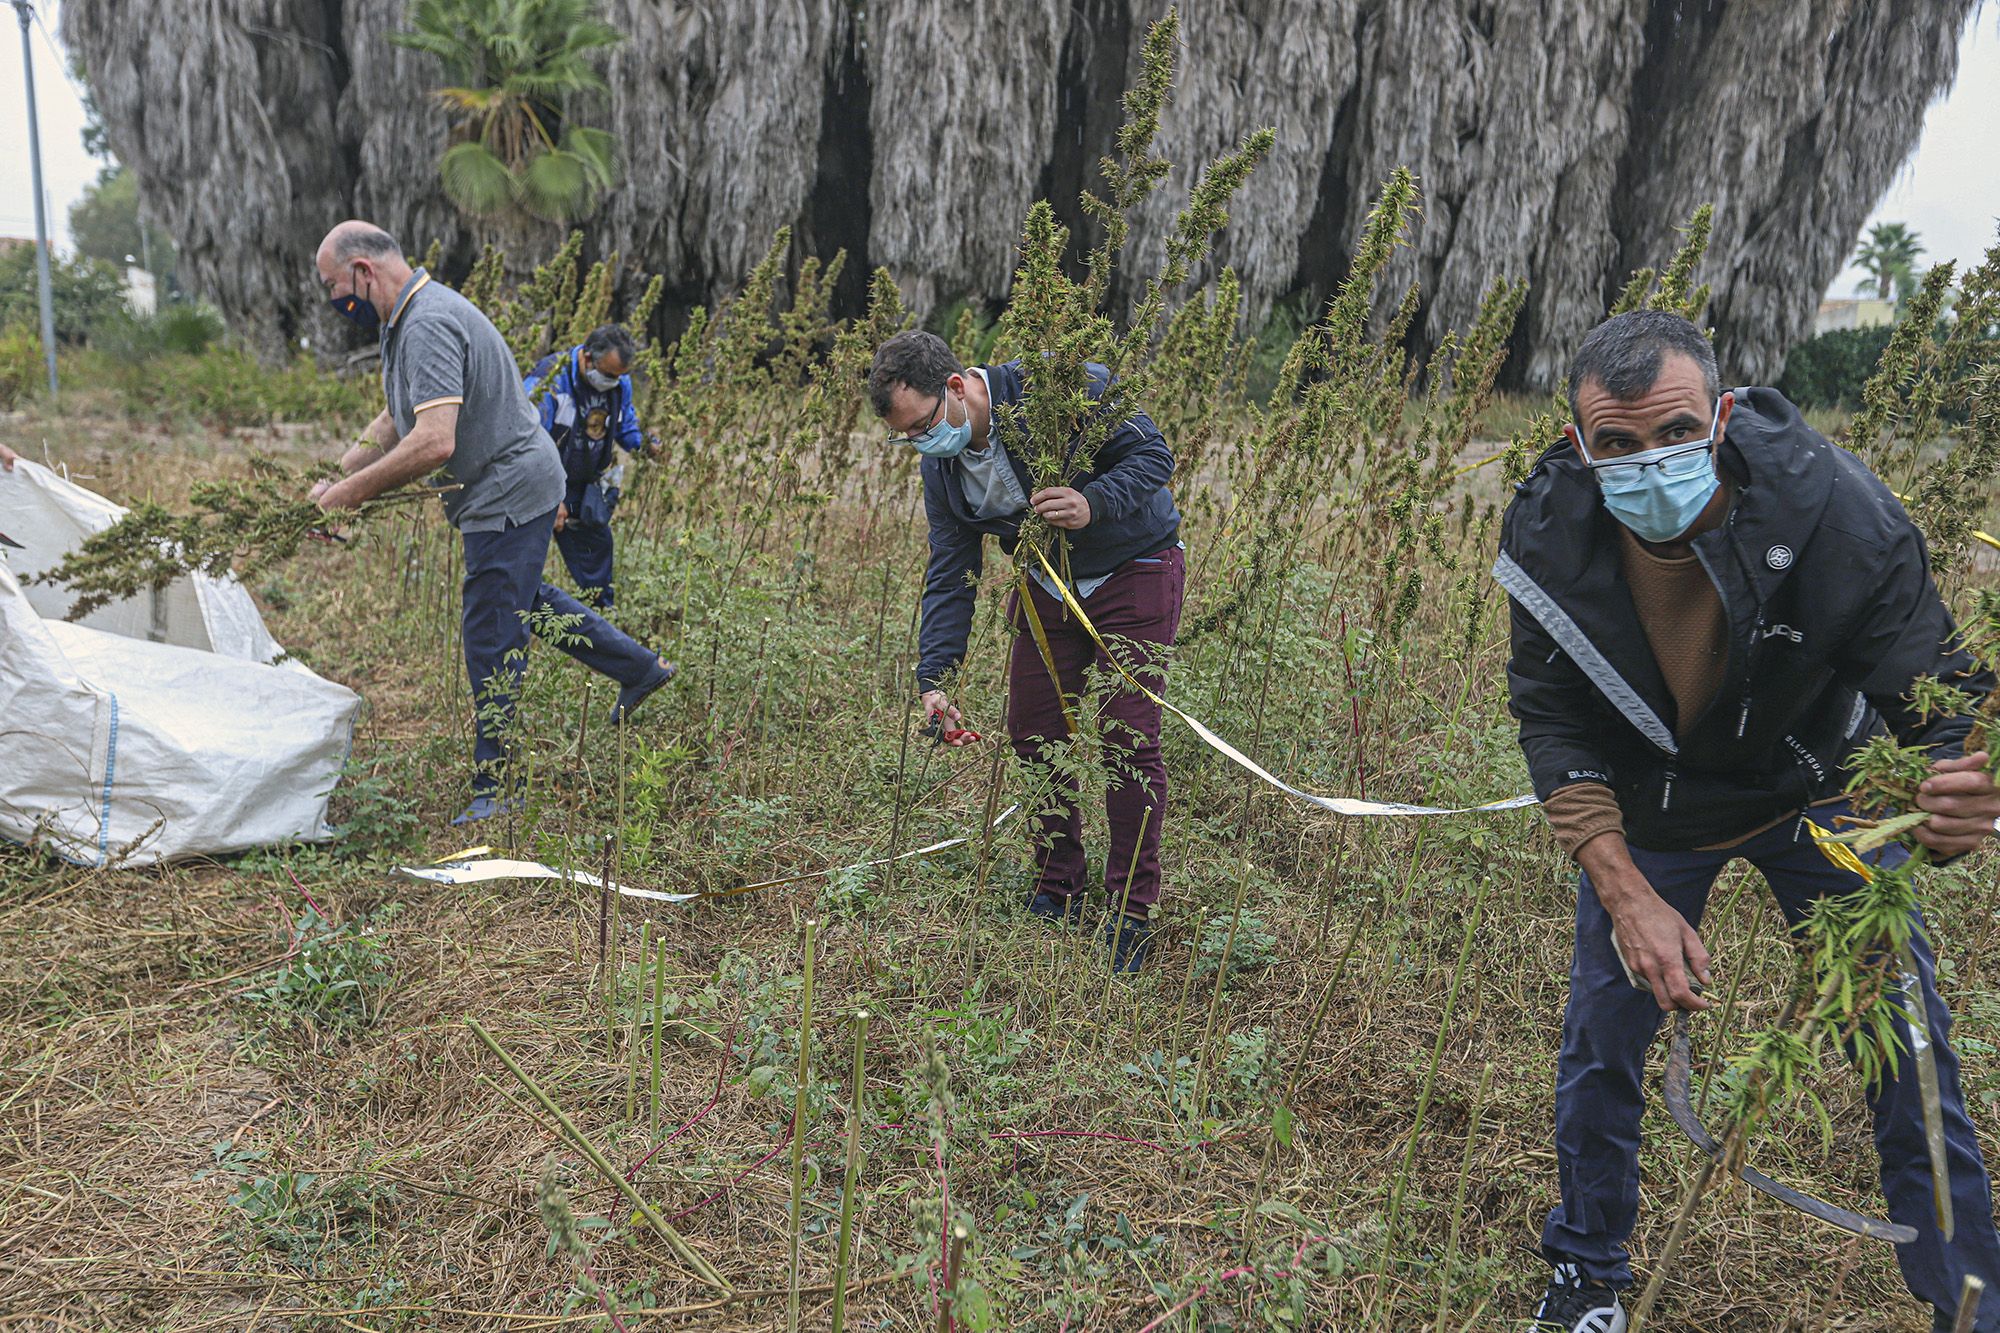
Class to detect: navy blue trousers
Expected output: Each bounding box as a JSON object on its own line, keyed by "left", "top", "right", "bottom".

{"left": 553, "top": 519, "right": 615, "bottom": 607}
{"left": 1544, "top": 801, "right": 2000, "bottom": 1328}
{"left": 460, "top": 507, "right": 656, "bottom": 793}
{"left": 554, "top": 481, "right": 616, "bottom": 606}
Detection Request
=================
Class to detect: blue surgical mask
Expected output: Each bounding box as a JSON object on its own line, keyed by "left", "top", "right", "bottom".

{"left": 904, "top": 392, "right": 973, "bottom": 459}
{"left": 1580, "top": 400, "right": 1723, "bottom": 543}
{"left": 328, "top": 265, "right": 380, "bottom": 333}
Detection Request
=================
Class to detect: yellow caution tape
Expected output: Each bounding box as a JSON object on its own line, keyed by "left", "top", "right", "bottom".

{"left": 1807, "top": 819, "right": 1875, "bottom": 882}
{"left": 1023, "top": 543, "right": 1538, "bottom": 818}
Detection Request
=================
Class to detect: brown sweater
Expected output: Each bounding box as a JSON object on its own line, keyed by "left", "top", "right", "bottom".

{"left": 1541, "top": 528, "right": 1729, "bottom": 858}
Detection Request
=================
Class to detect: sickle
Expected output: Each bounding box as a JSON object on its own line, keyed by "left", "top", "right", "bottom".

{"left": 1664, "top": 1011, "right": 1916, "bottom": 1244}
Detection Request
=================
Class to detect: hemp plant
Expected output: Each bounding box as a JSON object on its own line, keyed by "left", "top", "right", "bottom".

{"left": 992, "top": 6, "right": 1272, "bottom": 579}
{"left": 32, "top": 455, "right": 442, "bottom": 619}
{"left": 1693, "top": 581, "right": 2000, "bottom": 1245}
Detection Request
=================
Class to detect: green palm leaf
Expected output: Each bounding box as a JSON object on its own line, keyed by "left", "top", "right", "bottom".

{"left": 439, "top": 141, "right": 519, "bottom": 217}
{"left": 396, "top": 0, "right": 626, "bottom": 226}
{"left": 519, "top": 149, "right": 592, "bottom": 222}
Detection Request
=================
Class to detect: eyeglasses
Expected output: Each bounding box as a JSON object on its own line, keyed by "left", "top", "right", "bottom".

{"left": 1581, "top": 438, "right": 1716, "bottom": 487}
{"left": 1576, "top": 399, "right": 1722, "bottom": 486}
{"left": 884, "top": 392, "right": 945, "bottom": 446}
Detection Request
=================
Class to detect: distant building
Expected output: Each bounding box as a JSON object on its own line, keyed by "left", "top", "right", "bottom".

{"left": 0, "top": 236, "right": 34, "bottom": 257}
{"left": 1815, "top": 297, "right": 1897, "bottom": 335}
{"left": 125, "top": 266, "right": 157, "bottom": 317}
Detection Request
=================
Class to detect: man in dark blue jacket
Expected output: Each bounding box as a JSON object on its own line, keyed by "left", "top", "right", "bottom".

{"left": 868, "top": 330, "right": 1184, "bottom": 972}
{"left": 524, "top": 324, "right": 659, "bottom": 608}
{"left": 1500, "top": 311, "right": 2000, "bottom": 1332}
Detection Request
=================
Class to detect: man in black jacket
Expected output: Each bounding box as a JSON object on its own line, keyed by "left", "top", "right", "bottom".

{"left": 868, "top": 331, "right": 1184, "bottom": 972}
{"left": 1499, "top": 311, "right": 2000, "bottom": 1332}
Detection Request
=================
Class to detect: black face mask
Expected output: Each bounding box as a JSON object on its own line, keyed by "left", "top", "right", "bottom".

{"left": 328, "top": 265, "right": 380, "bottom": 333}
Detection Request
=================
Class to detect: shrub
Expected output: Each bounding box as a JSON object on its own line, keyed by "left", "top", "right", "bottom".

{"left": 1776, "top": 325, "right": 1896, "bottom": 409}
{"left": 0, "top": 244, "right": 126, "bottom": 343}
{"left": 88, "top": 302, "right": 225, "bottom": 362}
{"left": 0, "top": 323, "right": 41, "bottom": 410}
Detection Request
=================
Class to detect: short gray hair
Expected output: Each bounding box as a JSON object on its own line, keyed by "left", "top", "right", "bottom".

{"left": 1566, "top": 310, "right": 1718, "bottom": 423}
{"left": 868, "top": 331, "right": 962, "bottom": 419}
{"left": 329, "top": 224, "right": 402, "bottom": 265}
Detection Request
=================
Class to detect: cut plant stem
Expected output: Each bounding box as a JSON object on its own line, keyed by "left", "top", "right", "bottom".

{"left": 463, "top": 1015, "right": 727, "bottom": 1291}
{"left": 830, "top": 1010, "right": 870, "bottom": 1333}
{"left": 1433, "top": 1061, "right": 1494, "bottom": 1333}
{"left": 626, "top": 920, "right": 651, "bottom": 1122}
{"left": 1367, "top": 872, "right": 1490, "bottom": 1327}
{"left": 650, "top": 936, "right": 668, "bottom": 1134}
{"left": 787, "top": 918, "right": 819, "bottom": 1333}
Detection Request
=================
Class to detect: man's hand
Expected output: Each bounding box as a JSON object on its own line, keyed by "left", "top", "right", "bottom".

{"left": 1915, "top": 750, "right": 2000, "bottom": 857}
{"left": 920, "top": 690, "right": 973, "bottom": 745}
{"left": 308, "top": 478, "right": 342, "bottom": 510}
{"left": 1030, "top": 487, "right": 1091, "bottom": 530}
{"left": 0, "top": 442, "right": 18, "bottom": 471}
{"left": 644, "top": 433, "right": 665, "bottom": 460}
{"left": 1606, "top": 891, "right": 1713, "bottom": 1012}
{"left": 1578, "top": 833, "right": 1711, "bottom": 1012}
{"left": 555, "top": 502, "right": 569, "bottom": 533}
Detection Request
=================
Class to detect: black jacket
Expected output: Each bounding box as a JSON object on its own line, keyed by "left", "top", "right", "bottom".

{"left": 915, "top": 360, "right": 1181, "bottom": 693}
{"left": 1495, "top": 385, "right": 1991, "bottom": 851}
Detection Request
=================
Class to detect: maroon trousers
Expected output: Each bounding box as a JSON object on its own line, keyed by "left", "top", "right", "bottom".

{"left": 1005, "top": 546, "right": 1184, "bottom": 916}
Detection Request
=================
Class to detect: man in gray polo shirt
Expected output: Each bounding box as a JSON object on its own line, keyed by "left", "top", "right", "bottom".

{"left": 309, "top": 221, "right": 676, "bottom": 824}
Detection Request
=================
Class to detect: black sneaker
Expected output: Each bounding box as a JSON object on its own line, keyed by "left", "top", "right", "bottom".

{"left": 1530, "top": 1263, "right": 1626, "bottom": 1332}
{"left": 1104, "top": 913, "right": 1155, "bottom": 974}
{"left": 1026, "top": 890, "right": 1087, "bottom": 927}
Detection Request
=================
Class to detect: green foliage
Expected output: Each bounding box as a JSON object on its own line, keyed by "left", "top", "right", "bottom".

{"left": 197, "top": 1141, "right": 397, "bottom": 1272}
{"left": 326, "top": 764, "right": 424, "bottom": 863}
{"left": 0, "top": 323, "right": 41, "bottom": 409}
{"left": 88, "top": 302, "right": 224, "bottom": 361}
{"left": 242, "top": 905, "right": 397, "bottom": 1034}
{"left": 0, "top": 244, "right": 126, "bottom": 344}
{"left": 394, "top": 0, "right": 625, "bottom": 224}
{"left": 1610, "top": 204, "right": 1713, "bottom": 321}
{"left": 32, "top": 455, "right": 355, "bottom": 616}
{"left": 1847, "top": 232, "right": 2000, "bottom": 572}
{"left": 1776, "top": 325, "right": 1897, "bottom": 409}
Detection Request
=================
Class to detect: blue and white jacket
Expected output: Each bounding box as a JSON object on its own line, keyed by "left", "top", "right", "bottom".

{"left": 524, "top": 347, "right": 645, "bottom": 509}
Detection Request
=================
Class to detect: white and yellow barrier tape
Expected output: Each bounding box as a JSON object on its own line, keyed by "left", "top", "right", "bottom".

{"left": 399, "top": 805, "right": 1021, "bottom": 903}
{"left": 1024, "top": 544, "right": 1538, "bottom": 818}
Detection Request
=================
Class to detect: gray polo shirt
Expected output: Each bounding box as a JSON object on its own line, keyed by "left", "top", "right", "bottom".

{"left": 379, "top": 269, "right": 564, "bottom": 531}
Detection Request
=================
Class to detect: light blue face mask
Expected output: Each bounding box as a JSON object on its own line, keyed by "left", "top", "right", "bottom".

{"left": 902, "top": 392, "right": 973, "bottom": 459}
{"left": 1579, "top": 399, "right": 1722, "bottom": 543}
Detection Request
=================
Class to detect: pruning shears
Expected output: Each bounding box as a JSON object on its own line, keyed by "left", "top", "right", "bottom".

{"left": 921, "top": 714, "right": 981, "bottom": 748}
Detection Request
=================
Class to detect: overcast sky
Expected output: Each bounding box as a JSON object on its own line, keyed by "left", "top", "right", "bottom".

{"left": 1, "top": 3, "right": 1995, "bottom": 296}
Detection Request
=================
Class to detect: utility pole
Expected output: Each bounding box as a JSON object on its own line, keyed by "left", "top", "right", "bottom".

{"left": 12, "top": 0, "right": 59, "bottom": 399}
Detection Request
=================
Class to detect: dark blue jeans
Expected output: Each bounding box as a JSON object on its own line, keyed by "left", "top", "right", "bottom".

{"left": 554, "top": 482, "right": 616, "bottom": 606}
{"left": 460, "top": 507, "right": 657, "bottom": 794}
{"left": 1544, "top": 802, "right": 2000, "bottom": 1328}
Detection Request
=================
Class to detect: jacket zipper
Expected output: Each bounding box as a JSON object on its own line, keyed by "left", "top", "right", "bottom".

{"left": 1661, "top": 767, "right": 1676, "bottom": 811}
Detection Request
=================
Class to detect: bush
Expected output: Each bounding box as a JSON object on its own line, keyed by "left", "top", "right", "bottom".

{"left": 78, "top": 344, "right": 376, "bottom": 432}
{"left": 0, "top": 324, "right": 42, "bottom": 410}
{"left": 89, "top": 302, "right": 225, "bottom": 362}
{"left": 1776, "top": 325, "right": 1895, "bottom": 410}
{"left": 0, "top": 244, "right": 126, "bottom": 344}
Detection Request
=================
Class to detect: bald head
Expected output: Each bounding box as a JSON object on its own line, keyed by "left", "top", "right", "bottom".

{"left": 318, "top": 220, "right": 401, "bottom": 267}
{"left": 315, "top": 220, "right": 414, "bottom": 325}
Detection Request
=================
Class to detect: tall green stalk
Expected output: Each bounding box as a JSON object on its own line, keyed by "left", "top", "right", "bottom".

{"left": 787, "top": 918, "right": 820, "bottom": 1333}
{"left": 830, "top": 1010, "right": 870, "bottom": 1333}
